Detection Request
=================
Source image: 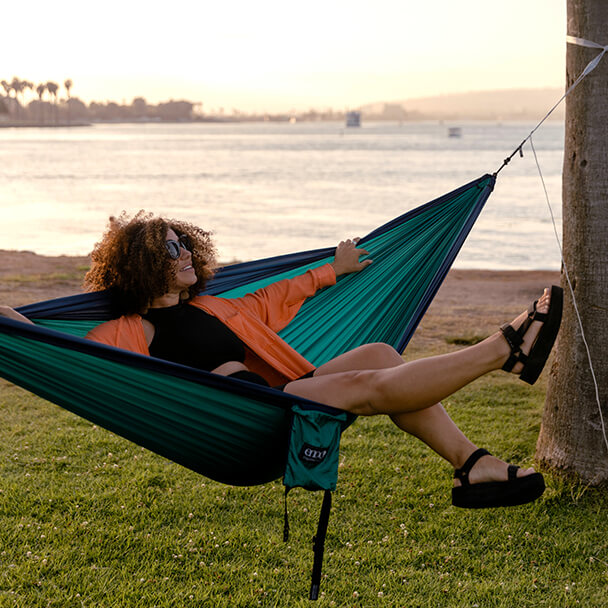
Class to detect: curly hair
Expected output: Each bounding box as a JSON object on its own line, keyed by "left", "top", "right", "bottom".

{"left": 84, "top": 211, "right": 216, "bottom": 315}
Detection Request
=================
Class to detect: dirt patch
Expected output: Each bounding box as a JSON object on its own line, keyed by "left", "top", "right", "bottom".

{"left": 0, "top": 249, "right": 90, "bottom": 306}
{"left": 408, "top": 269, "right": 561, "bottom": 352}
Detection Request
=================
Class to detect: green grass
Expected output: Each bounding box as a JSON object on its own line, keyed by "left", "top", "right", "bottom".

{"left": 1, "top": 370, "right": 608, "bottom": 607}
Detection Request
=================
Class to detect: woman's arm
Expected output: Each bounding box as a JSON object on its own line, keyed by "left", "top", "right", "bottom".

{"left": 0, "top": 306, "right": 34, "bottom": 325}
{"left": 220, "top": 238, "right": 372, "bottom": 332}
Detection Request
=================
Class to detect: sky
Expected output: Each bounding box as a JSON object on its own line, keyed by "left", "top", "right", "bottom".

{"left": 3, "top": 0, "right": 567, "bottom": 113}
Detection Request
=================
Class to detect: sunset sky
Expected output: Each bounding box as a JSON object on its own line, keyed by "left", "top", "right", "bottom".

{"left": 4, "top": 0, "right": 567, "bottom": 112}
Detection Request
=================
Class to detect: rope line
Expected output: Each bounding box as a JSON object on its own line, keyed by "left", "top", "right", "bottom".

{"left": 528, "top": 136, "right": 608, "bottom": 456}
{"left": 494, "top": 35, "right": 608, "bottom": 176}
{"left": 491, "top": 34, "right": 608, "bottom": 455}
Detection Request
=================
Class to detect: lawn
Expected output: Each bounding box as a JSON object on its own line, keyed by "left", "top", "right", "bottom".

{"left": 1, "top": 368, "right": 607, "bottom": 607}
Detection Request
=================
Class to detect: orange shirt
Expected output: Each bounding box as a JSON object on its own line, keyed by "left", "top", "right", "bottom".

{"left": 85, "top": 264, "right": 336, "bottom": 385}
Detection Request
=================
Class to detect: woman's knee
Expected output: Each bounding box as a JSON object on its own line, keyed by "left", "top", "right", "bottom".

{"left": 314, "top": 342, "right": 401, "bottom": 377}
{"left": 360, "top": 342, "right": 402, "bottom": 367}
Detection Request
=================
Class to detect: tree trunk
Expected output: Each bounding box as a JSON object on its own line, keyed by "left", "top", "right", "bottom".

{"left": 536, "top": 0, "right": 608, "bottom": 484}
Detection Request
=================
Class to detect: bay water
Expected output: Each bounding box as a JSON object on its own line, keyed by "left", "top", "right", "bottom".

{"left": 0, "top": 121, "right": 564, "bottom": 269}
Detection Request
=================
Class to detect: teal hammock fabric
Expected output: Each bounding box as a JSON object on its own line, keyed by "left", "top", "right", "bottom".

{"left": 0, "top": 174, "right": 495, "bottom": 486}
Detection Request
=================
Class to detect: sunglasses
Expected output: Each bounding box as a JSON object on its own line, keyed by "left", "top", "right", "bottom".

{"left": 165, "top": 235, "right": 191, "bottom": 259}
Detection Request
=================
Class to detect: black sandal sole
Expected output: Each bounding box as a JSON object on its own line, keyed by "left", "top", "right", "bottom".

{"left": 520, "top": 285, "right": 563, "bottom": 385}
{"left": 452, "top": 472, "right": 546, "bottom": 509}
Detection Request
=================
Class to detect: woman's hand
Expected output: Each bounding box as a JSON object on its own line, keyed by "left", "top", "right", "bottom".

{"left": 330, "top": 238, "right": 372, "bottom": 277}
{"left": 0, "top": 306, "right": 34, "bottom": 324}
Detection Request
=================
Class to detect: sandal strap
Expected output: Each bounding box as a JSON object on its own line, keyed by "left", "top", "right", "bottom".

{"left": 529, "top": 299, "right": 549, "bottom": 323}
{"left": 502, "top": 352, "right": 519, "bottom": 372}
{"left": 502, "top": 350, "right": 528, "bottom": 372}
{"left": 500, "top": 323, "right": 523, "bottom": 351}
{"left": 500, "top": 299, "right": 542, "bottom": 372}
{"left": 507, "top": 464, "right": 519, "bottom": 481}
{"left": 515, "top": 302, "right": 538, "bottom": 340}
{"left": 454, "top": 448, "right": 490, "bottom": 486}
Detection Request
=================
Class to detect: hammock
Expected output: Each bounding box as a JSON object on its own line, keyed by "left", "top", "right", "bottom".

{"left": 0, "top": 174, "right": 495, "bottom": 486}
{"left": 0, "top": 174, "right": 495, "bottom": 598}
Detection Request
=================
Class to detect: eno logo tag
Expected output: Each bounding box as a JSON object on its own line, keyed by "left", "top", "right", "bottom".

{"left": 299, "top": 444, "right": 329, "bottom": 466}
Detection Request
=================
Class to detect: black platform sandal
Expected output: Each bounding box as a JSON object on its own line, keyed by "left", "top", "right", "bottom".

{"left": 452, "top": 448, "right": 545, "bottom": 509}
{"left": 500, "top": 285, "right": 563, "bottom": 385}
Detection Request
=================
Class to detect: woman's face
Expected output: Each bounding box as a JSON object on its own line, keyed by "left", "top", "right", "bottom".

{"left": 166, "top": 227, "right": 197, "bottom": 292}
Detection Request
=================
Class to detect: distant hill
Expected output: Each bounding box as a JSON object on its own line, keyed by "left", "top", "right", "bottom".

{"left": 360, "top": 88, "right": 565, "bottom": 121}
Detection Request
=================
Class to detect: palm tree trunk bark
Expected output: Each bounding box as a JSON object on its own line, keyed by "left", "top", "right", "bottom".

{"left": 536, "top": 0, "right": 608, "bottom": 484}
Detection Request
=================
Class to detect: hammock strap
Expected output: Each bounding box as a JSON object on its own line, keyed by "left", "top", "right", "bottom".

{"left": 310, "top": 490, "right": 332, "bottom": 601}
{"left": 495, "top": 34, "right": 608, "bottom": 176}
{"left": 281, "top": 487, "right": 333, "bottom": 601}
{"left": 283, "top": 487, "right": 291, "bottom": 542}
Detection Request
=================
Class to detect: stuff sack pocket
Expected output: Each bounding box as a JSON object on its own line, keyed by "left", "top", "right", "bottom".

{"left": 284, "top": 405, "right": 348, "bottom": 491}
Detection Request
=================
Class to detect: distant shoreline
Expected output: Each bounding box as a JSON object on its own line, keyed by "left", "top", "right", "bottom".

{"left": 0, "top": 116, "right": 564, "bottom": 129}
{"left": 1, "top": 86, "right": 565, "bottom": 128}
{"left": 0, "top": 121, "right": 92, "bottom": 128}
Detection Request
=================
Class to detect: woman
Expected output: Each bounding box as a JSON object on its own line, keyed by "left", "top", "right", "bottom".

{"left": 0, "top": 211, "right": 563, "bottom": 509}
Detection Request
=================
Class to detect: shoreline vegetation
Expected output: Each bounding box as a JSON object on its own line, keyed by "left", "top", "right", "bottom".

{"left": 1, "top": 76, "right": 565, "bottom": 126}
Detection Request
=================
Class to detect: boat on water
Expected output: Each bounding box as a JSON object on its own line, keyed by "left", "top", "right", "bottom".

{"left": 448, "top": 127, "right": 462, "bottom": 137}
{"left": 345, "top": 111, "right": 361, "bottom": 127}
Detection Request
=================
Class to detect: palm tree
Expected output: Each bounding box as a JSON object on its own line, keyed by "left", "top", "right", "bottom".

{"left": 46, "top": 81, "right": 59, "bottom": 124}
{"left": 10, "top": 77, "right": 23, "bottom": 121}
{"left": 21, "top": 80, "right": 33, "bottom": 121}
{"left": 1, "top": 80, "right": 11, "bottom": 119}
{"left": 36, "top": 83, "right": 47, "bottom": 124}
{"left": 64, "top": 79, "right": 73, "bottom": 124}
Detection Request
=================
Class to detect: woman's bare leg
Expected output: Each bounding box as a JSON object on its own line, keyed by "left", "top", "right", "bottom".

{"left": 388, "top": 406, "right": 535, "bottom": 485}
{"left": 308, "top": 342, "right": 535, "bottom": 483}
{"left": 286, "top": 332, "right": 507, "bottom": 415}
{"left": 285, "top": 289, "right": 551, "bottom": 416}
{"left": 313, "top": 343, "right": 473, "bottom": 464}
{"left": 284, "top": 291, "right": 553, "bottom": 486}
{"left": 312, "top": 342, "right": 403, "bottom": 376}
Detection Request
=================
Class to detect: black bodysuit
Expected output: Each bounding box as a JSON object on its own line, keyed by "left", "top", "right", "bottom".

{"left": 143, "top": 303, "right": 269, "bottom": 386}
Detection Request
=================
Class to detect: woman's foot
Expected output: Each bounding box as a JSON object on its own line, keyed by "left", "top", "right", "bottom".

{"left": 504, "top": 289, "right": 550, "bottom": 374}
{"left": 452, "top": 448, "right": 545, "bottom": 509}
{"left": 452, "top": 451, "right": 535, "bottom": 487}
{"left": 498, "top": 285, "right": 563, "bottom": 384}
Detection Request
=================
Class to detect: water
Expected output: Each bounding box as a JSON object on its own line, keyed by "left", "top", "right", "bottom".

{"left": 0, "top": 121, "right": 564, "bottom": 269}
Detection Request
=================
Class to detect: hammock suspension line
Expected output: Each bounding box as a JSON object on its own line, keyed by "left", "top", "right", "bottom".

{"left": 494, "top": 34, "right": 608, "bottom": 455}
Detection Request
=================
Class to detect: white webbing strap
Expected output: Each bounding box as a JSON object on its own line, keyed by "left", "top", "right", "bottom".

{"left": 566, "top": 34, "right": 608, "bottom": 49}
{"left": 566, "top": 35, "right": 608, "bottom": 79}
